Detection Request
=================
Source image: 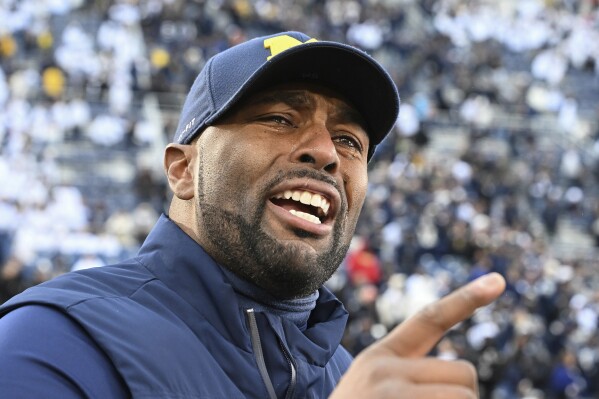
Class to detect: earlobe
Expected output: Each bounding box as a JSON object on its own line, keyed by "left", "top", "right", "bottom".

{"left": 164, "top": 144, "right": 195, "bottom": 200}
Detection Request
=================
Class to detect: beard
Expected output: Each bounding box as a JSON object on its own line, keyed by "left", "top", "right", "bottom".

{"left": 197, "top": 165, "right": 352, "bottom": 299}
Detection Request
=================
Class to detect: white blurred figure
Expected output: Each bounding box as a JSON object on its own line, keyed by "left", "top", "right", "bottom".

{"left": 558, "top": 97, "right": 579, "bottom": 135}
{"left": 560, "top": 147, "right": 582, "bottom": 181}
{"left": 451, "top": 159, "right": 473, "bottom": 186}
{"left": 380, "top": 219, "right": 403, "bottom": 265}
{"left": 376, "top": 273, "right": 408, "bottom": 329}
{"left": 403, "top": 269, "right": 440, "bottom": 319}
{"left": 0, "top": 66, "right": 8, "bottom": 106}
{"left": 459, "top": 95, "right": 494, "bottom": 128}
{"left": 467, "top": 310, "right": 500, "bottom": 350}
{"left": 531, "top": 48, "right": 568, "bottom": 86}
{"left": 396, "top": 103, "right": 420, "bottom": 138}
{"left": 65, "top": 98, "right": 92, "bottom": 134}
{"left": 46, "top": 186, "right": 88, "bottom": 232}
{"left": 87, "top": 114, "right": 127, "bottom": 146}
{"left": 347, "top": 20, "right": 384, "bottom": 50}
{"left": 71, "top": 253, "right": 106, "bottom": 272}
{"left": 55, "top": 23, "right": 98, "bottom": 78}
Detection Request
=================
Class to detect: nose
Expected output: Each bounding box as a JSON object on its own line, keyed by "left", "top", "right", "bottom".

{"left": 291, "top": 124, "right": 340, "bottom": 173}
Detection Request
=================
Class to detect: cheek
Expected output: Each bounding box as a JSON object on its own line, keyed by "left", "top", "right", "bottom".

{"left": 346, "top": 167, "right": 368, "bottom": 218}
{"left": 197, "top": 139, "right": 241, "bottom": 201}
{"left": 197, "top": 135, "right": 272, "bottom": 207}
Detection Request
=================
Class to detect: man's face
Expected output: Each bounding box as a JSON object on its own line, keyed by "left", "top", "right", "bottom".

{"left": 192, "top": 83, "right": 369, "bottom": 299}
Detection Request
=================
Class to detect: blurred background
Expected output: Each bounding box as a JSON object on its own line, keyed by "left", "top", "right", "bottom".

{"left": 1, "top": 0, "right": 599, "bottom": 397}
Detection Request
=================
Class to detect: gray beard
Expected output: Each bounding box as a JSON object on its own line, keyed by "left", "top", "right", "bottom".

{"left": 197, "top": 166, "right": 350, "bottom": 299}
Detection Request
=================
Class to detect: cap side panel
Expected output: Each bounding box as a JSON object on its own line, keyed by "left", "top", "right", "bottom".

{"left": 175, "top": 57, "right": 217, "bottom": 144}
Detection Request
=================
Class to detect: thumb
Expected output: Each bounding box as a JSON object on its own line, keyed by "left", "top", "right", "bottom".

{"left": 378, "top": 272, "right": 505, "bottom": 358}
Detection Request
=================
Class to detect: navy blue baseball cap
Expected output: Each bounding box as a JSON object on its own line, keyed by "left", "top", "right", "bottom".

{"left": 174, "top": 31, "right": 400, "bottom": 160}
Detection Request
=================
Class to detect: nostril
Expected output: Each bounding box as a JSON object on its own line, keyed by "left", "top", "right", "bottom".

{"left": 324, "top": 163, "right": 336, "bottom": 173}
{"left": 299, "top": 154, "right": 315, "bottom": 164}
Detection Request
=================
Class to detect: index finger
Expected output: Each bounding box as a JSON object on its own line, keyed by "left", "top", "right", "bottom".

{"left": 379, "top": 272, "right": 506, "bottom": 358}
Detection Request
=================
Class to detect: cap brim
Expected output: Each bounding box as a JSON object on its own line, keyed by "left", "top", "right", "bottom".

{"left": 206, "top": 42, "right": 400, "bottom": 153}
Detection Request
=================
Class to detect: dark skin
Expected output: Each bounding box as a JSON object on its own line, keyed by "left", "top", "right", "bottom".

{"left": 164, "top": 83, "right": 506, "bottom": 398}
{"left": 165, "top": 83, "right": 369, "bottom": 299}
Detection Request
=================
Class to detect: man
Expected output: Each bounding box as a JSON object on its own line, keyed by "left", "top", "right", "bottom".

{"left": 0, "top": 31, "right": 505, "bottom": 398}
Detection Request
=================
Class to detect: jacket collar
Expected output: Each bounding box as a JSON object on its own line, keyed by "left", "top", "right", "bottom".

{"left": 137, "top": 214, "right": 249, "bottom": 349}
{"left": 138, "top": 214, "right": 349, "bottom": 363}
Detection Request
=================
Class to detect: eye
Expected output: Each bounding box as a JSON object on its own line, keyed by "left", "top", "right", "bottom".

{"left": 259, "top": 114, "right": 295, "bottom": 127}
{"left": 334, "top": 134, "right": 364, "bottom": 154}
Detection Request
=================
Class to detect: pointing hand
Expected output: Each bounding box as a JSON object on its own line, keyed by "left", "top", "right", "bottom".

{"left": 330, "top": 273, "right": 506, "bottom": 399}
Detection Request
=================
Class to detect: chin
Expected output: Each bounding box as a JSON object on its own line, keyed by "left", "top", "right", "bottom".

{"left": 256, "top": 244, "right": 340, "bottom": 299}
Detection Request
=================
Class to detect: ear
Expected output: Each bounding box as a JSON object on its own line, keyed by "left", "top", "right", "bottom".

{"left": 164, "top": 143, "right": 195, "bottom": 200}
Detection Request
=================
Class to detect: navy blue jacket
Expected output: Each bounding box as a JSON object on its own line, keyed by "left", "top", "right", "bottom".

{"left": 0, "top": 215, "right": 352, "bottom": 398}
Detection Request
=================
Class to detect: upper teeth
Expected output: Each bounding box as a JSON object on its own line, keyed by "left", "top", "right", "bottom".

{"left": 274, "top": 190, "right": 331, "bottom": 216}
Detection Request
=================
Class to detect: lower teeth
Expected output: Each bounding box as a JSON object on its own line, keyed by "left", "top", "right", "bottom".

{"left": 289, "top": 209, "right": 321, "bottom": 224}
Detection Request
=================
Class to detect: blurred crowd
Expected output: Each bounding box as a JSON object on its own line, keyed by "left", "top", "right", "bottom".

{"left": 1, "top": 0, "right": 599, "bottom": 398}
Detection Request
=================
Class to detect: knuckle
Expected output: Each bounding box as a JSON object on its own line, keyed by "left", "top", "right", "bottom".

{"left": 355, "top": 350, "right": 420, "bottom": 390}
{"left": 369, "top": 358, "right": 394, "bottom": 382}
{"left": 417, "top": 302, "right": 449, "bottom": 330}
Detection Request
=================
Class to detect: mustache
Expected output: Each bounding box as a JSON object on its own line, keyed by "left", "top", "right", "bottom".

{"left": 264, "top": 168, "right": 343, "bottom": 199}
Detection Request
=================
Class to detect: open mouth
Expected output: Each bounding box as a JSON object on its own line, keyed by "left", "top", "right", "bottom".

{"left": 270, "top": 189, "right": 331, "bottom": 225}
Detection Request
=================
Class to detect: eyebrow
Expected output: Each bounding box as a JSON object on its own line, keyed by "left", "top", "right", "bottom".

{"left": 329, "top": 103, "right": 368, "bottom": 132}
{"left": 250, "top": 90, "right": 368, "bottom": 131}
{"left": 249, "top": 90, "right": 314, "bottom": 109}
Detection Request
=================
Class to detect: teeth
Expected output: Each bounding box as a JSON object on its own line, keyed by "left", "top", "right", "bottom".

{"left": 273, "top": 189, "right": 331, "bottom": 216}
{"left": 289, "top": 209, "right": 321, "bottom": 224}
{"left": 310, "top": 194, "right": 322, "bottom": 208}
{"left": 299, "top": 191, "right": 312, "bottom": 205}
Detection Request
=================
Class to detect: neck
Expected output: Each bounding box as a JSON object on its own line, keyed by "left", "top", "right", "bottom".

{"left": 220, "top": 266, "right": 319, "bottom": 330}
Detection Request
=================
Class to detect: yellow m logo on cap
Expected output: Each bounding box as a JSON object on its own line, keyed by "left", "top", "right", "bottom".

{"left": 264, "top": 35, "right": 318, "bottom": 60}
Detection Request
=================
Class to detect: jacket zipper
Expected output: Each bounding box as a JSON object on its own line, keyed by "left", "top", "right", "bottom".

{"left": 246, "top": 309, "right": 278, "bottom": 399}
{"left": 279, "top": 339, "right": 297, "bottom": 399}
{"left": 245, "top": 308, "right": 297, "bottom": 399}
